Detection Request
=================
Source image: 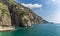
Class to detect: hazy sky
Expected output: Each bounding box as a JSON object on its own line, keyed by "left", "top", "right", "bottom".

{"left": 15, "top": 0, "right": 60, "bottom": 23}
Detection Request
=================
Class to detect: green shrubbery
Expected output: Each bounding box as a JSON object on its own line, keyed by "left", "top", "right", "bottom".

{"left": 20, "top": 10, "right": 29, "bottom": 16}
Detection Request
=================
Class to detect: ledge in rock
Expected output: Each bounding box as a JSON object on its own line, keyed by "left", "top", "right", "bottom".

{"left": 0, "top": 26, "right": 15, "bottom": 31}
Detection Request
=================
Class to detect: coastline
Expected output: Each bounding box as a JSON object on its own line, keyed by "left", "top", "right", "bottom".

{"left": 0, "top": 26, "right": 15, "bottom": 31}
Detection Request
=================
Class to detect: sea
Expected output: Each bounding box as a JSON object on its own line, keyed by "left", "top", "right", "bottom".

{"left": 0, "top": 23, "right": 60, "bottom": 36}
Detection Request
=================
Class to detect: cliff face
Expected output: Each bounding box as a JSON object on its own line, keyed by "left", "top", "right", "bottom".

{"left": 0, "top": 2, "right": 11, "bottom": 26}
{"left": 0, "top": 0, "right": 48, "bottom": 27}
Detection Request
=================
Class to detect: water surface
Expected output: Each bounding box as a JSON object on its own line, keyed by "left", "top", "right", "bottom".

{"left": 0, "top": 24, "right": 60, "bottom": 36}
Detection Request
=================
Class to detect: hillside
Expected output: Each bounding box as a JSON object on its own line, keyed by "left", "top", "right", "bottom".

{"left": 0, "top": 0, "right": 49, "bottom": 27}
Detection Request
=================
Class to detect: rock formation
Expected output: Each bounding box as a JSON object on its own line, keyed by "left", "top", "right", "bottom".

{"left": 0, "top": 0, "right": 49, "bottom": 27}
{"left": 0, "top": 2, "right": 11, "bottom": 26}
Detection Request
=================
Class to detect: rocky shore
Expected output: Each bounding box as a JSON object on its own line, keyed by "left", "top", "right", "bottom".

{"left": 0, "top": 26, "right": 15, "bottom": 31}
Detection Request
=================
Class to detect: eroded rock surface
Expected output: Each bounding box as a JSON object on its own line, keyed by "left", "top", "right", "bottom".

{"left": 0, "top": 0, "right": 49, "bottom": 27}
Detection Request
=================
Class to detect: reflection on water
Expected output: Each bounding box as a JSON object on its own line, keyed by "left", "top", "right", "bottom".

{"left": 0, "top": 24, "right": 60, "bottom": 36}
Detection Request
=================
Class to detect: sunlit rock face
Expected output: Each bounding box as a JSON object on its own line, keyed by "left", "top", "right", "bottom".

{"left": 0, "top": 0, "right": 48, "bottom": 27}
{"left": 0, "top": 2, "right": 11, "bottom": 26}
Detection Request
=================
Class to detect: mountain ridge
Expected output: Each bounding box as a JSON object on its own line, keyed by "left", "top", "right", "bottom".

{"left": 0, "top": 0, "right": 49, "bottom": 27}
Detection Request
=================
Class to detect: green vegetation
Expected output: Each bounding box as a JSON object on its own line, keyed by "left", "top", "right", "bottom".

{"left": 20, "top": 10, "right": 29, "bottom": 16}
{"left": 0, "top": 2, "right": 3, "bottom": 6}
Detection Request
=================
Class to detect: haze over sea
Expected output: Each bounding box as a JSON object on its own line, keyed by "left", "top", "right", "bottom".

{"left": 0, "top": 23, "right": 60, "bottom": 36}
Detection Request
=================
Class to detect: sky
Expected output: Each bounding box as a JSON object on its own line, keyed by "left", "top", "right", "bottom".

{"left": 15, "top": 0, "right": 60, "bottom": 23}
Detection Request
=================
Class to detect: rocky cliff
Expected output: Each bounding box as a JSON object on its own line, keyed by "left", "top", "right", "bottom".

{"left": 0, "top": 2, "right": 11, "bottom": 26}
{"left": 0, "top": 0, "right": 48, "bottom": 27}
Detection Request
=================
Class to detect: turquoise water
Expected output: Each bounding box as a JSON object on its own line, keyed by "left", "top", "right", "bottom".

{"left": 0, "top": 24, "right": 60, "bottom": 36}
